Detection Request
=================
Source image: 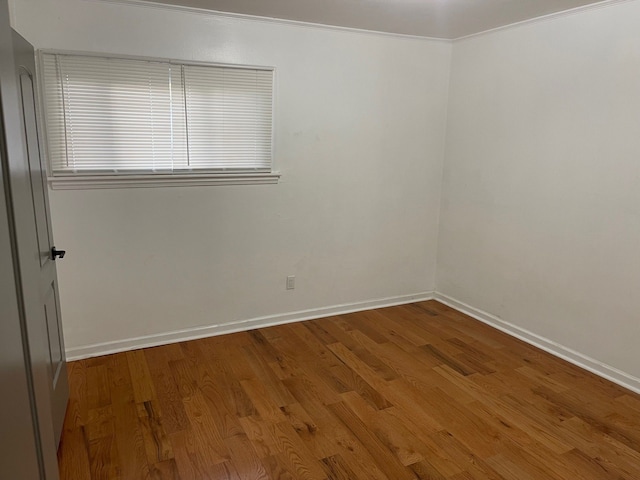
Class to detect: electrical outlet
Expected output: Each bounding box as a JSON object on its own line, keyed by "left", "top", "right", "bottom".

{"left": 286, "top": 275, "right": 295, "bottom": 290}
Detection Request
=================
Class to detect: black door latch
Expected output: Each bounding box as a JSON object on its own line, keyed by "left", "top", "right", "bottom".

{"left": 51, "top": 246, "right": 66, "bottom": 260}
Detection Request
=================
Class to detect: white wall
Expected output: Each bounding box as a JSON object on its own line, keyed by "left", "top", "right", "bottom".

{"left": 12, "top": 0, "right": 451, "bottom": 354}
{"left": 16, "top": 0, "right": 639, "bottom": 388}
{"left": 438, "top": 1, "right": 640, "bottom": 379}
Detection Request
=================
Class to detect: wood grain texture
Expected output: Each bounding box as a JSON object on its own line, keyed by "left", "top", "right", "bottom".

{"left": 58, "top": 300, "right": 640, "bottom": 479}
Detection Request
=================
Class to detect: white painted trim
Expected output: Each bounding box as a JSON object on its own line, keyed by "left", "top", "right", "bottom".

{"left": 7, "top": 0, "right": 17, "bottom": 27}
{"left": 93, "top": 0, "right": 634, "bottom": 42}
{"left": 454, "top": 0, "right": 634, "bottom": 42}
{"left": 434, "top": 292, "right": 640, "bottom": 395}
{"left": 66, "top": 289, "right": 640, "bottom": 395}
{"left": 92, "top": 0, "right": 450, "bottom": 43}
{"left": 66, "top": 291, "right": 435, "bottom": 360}
{"left": 49, "top": 172, "right": 280, "bottom": 189}
{"left": 38, "top": 48, "right": 276, "bottom": 71}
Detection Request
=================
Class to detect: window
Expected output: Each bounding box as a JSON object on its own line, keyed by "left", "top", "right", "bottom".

{"left": 40, "top": 53, "right": 277, "bottom": 188}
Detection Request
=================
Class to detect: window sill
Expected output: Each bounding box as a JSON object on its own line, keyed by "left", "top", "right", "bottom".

{"left": 48, "top": 172, "right": 281, "bottom": 190}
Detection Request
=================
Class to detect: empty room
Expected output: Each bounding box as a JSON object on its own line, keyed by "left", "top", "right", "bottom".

{"left": 2, "top": 0, "right": 640, "bottom": 478}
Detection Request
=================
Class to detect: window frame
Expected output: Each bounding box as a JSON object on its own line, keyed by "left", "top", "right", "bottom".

{"left": 37, "top": 50, "right": 279, "bottom": 190}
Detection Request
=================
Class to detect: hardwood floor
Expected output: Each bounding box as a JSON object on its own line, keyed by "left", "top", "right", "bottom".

{"left": 58, "top": 300, "right": 640, "bottom": 479}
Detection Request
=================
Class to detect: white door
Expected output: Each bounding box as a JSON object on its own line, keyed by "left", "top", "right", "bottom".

{"left": 4, "top": 27, "right": 70, "bottom": 480}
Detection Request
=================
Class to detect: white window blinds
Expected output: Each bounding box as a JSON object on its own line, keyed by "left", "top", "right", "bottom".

{"left": 184, "top": 65, "right": 273, "bottom": 170}
{"left": 41, "top": 53, "right": 274, "bottom": 176}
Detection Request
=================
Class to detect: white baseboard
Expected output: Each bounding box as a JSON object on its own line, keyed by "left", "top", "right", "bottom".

{"left": 67, "top": 289, "right": 640, "bottom": 395}
{"left": 65, "top": 291, "right": 435, "bottom": 361}
{"left": 434, "top": 292, "right": 640, "bottom": 395}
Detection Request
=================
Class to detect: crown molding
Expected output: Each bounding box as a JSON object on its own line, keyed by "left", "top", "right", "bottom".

{"left": 93, "top": 0, "right": 634, "bottom": 43}
{"left": 454, "top": 0, "right": 634, "bottom": 42}
{"left": 92, "top": 0, "right": 450, "bottom": 43}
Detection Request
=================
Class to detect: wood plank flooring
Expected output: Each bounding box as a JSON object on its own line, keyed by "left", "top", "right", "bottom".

{"left": 58, "top": 300, "right": 640, "bottom": 479}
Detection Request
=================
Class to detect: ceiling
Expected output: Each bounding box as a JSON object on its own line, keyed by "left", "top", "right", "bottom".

{"left": 148, "top": 0, "right": 608, "bottom": 39}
